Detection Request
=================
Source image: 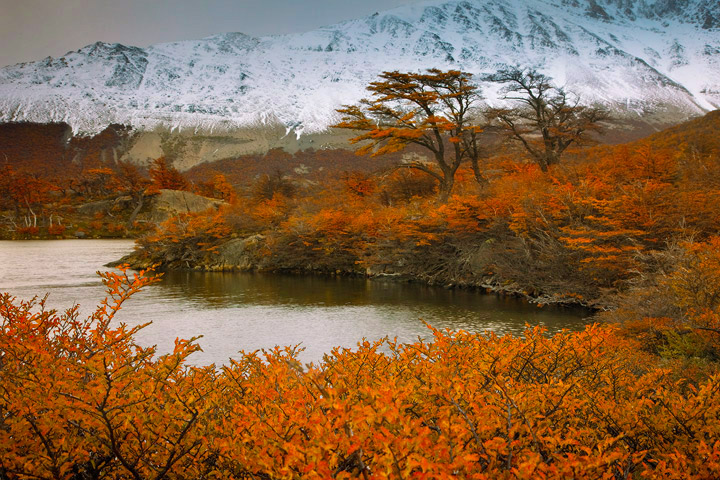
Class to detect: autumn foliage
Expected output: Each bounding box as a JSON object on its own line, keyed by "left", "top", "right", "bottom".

{"left": 148, "top": 157, "right": 190, "bottom": 192}
{"left": 2, "top": 270, "right": 720, "bottom": 479}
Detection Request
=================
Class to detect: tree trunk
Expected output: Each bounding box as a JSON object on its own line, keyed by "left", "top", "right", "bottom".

{"left": 469, "top": 157, "right": 487, "bottom": 185}
{"left": 537, "top": 156, "right": 550, "bottom": 172}
{"left": 127, "top": 192, "right": 145, "bottom": 228}
{"left": 438, "top": 177, "right": 455, "bottom": 203}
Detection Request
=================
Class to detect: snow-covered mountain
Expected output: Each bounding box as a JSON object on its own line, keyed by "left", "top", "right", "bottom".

{"left": 0, "top": 0, "right": 718, "bottom": 135}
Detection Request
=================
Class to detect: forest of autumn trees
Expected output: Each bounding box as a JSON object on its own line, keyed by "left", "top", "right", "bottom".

{"left": 0, "top": 149, "right": 232, "bottom": 239}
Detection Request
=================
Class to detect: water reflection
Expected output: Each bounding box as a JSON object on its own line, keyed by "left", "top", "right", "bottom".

{"left": 0, "top": 240, "right": 590, "bottom": 366}
{"left": 156, "top": 270, "right": 585, "bottom": 326}
{"left": 121, "top": 270, "right": 589, "bottom": 365}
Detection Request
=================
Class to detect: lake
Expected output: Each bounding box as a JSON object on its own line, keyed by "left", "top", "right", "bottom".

{"left": 0, "top": 239, "right": 590, "bottom": 365}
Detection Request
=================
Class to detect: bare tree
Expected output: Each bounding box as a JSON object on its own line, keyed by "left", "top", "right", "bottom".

{"left": 487, "top": 66, "right": 609, "bottom": 172}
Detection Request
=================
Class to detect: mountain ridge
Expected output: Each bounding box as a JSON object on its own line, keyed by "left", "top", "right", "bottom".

{"left": 0, "top": 0, "right": 718, "bottom": 135}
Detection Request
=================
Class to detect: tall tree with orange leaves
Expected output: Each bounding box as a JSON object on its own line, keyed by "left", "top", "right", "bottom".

{"left": 334, "top": 69, "right": 485, "bottom": 201}
{"left": 149, "top": 157, "right": 189, "bottom": 191}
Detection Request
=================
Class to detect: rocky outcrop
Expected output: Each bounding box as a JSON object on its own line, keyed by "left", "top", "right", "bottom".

{"left": 75, "top": 189, "right": 224, "bottom": 225}
{"left": 120, "top": 128, "right": 356, "bottom": 171}
{"left": 76, "top": 199, "right": 116, "bottom": 216}
{"left": 108, "top": 233, "right": 266, "bottom": 272}
{"left": 207, "top": 235, "right": 265, "bottom": 271}
{"left": 147, "top": 189, "right": 225, "bottom": 223}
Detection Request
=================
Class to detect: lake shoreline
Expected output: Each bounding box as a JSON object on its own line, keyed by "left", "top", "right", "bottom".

{"left": 2, "top": 239, "right": 589, "bottom": 366}
{"left": 110, "top": 238, "right": 602, "bottom": 311}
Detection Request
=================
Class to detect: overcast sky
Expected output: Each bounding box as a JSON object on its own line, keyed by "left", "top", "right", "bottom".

{"left": 0, "top": 0, "right": 425, "bottom": 68}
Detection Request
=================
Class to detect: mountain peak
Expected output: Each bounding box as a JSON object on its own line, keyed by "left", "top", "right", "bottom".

{"left": 0, "top": 0, "right": 718, "bottom": 135}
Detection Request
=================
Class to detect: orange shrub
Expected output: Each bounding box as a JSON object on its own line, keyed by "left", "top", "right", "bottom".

{"left": 16, "top": 226, "right": 40, "bottom": 237}
{"left": 47, "top": 224, "right": 67, "bottom": 236}
{"left": 137, "top": 209, "right": 232, "bottom": 267}
{"left": 2, "top": 271, "right": 720, "bottom": 479}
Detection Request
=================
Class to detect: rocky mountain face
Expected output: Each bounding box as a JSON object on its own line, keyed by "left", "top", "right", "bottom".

{"left": 0, "top": 0, "right": 717, "bottom": 165}
{"left": 563, "top": 0, "right": 719, "bottom": 26}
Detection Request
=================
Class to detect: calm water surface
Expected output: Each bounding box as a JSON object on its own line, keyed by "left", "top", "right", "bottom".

{"left": 0, "top": 240, "right": 590, "bottom": 365}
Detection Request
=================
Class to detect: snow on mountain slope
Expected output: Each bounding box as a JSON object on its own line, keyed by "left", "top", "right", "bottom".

{"left": 0, "top": 0, "right": 718, "bottom": 135}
